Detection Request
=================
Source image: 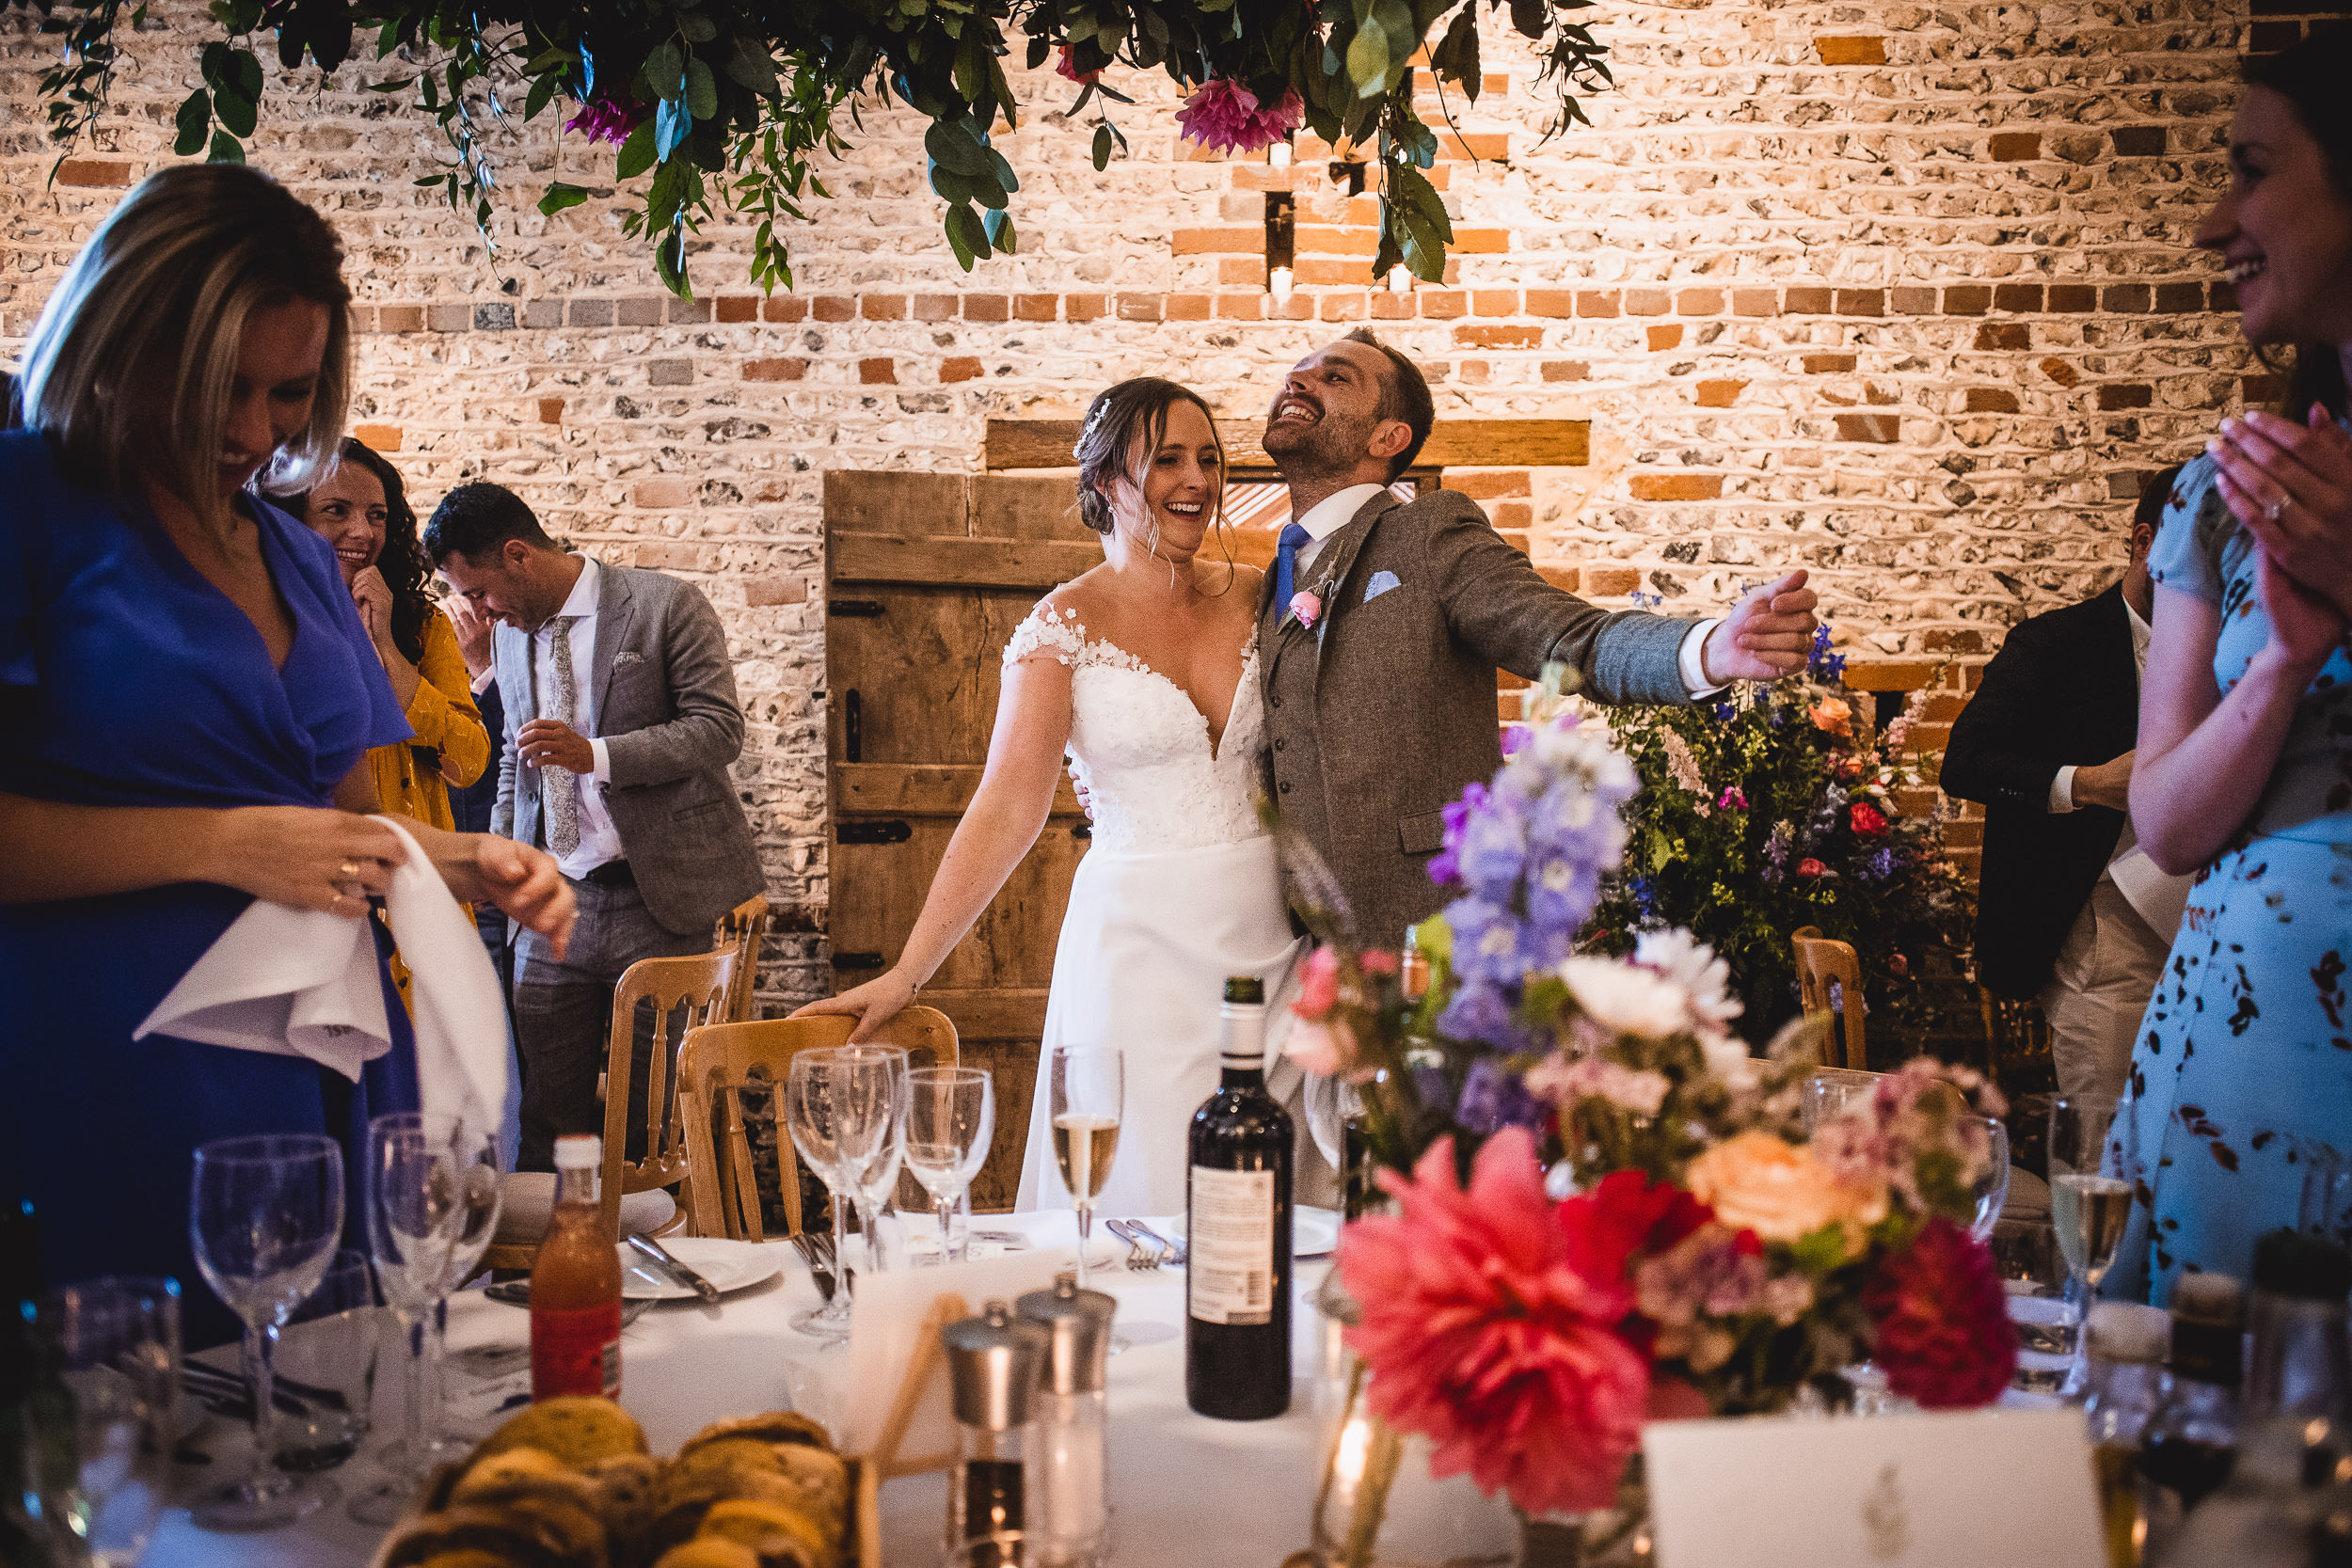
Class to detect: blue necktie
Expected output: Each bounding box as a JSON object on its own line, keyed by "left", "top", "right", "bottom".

{"left": 1274, "top": 522, "right": 1311, "bottom": 618}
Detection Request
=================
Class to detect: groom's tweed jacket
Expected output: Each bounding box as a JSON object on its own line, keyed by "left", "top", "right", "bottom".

{"left": 1256, "top": 487, "right": 1695, "bottom": 947}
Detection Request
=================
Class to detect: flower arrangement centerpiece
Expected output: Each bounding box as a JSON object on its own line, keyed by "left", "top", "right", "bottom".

{"left": 1583, "top": 623, "right": 1975, "bottom": 1042}
{"left": 1281, "top": 692, "right": 2013, "bottom": 1561}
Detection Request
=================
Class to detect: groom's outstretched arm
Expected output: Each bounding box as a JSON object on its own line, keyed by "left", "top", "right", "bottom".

{"left": 1423, "top": 495, "right": 1696, "bottom": 705}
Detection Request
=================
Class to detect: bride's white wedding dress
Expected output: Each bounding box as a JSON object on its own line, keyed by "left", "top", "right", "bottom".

{"left": 1007, "top": 601, "right": 1303, "bottom": 1217}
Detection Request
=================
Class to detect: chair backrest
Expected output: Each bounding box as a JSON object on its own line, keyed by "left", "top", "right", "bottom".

{"left": 675, "top": 1007, "right": 961, "bottom": 1242}
{"left": 597, "top": 947, "right": 738, "bottom": 1240}
{"left": 712, "top": 894, "right": 771, "bottom": 1023}
{"left": 1792, "top": 927, "right": 1867, "bottom": 1070}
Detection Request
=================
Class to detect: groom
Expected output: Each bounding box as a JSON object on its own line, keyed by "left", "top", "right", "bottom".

{"left": 1258, "top": 329, "right": 1821, "bottom": 946}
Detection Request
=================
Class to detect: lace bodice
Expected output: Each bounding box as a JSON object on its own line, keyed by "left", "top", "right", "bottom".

{"left": 1004, "top": 603, "right": 1269, "bottom": 854}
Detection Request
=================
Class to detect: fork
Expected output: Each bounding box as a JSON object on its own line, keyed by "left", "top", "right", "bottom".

{"left": 1103, "top": 1219, "right": 1157, "bottom": 1271}
{"left": 1128, "top": 1220, "right": 1187, "bottom": 1267}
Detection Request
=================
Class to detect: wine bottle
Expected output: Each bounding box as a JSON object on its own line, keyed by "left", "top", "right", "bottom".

{"left": 530, "top": 1134, "right": 623, "bottom": 1402}
{"left": 1185, "top": 976, "right": 1292, "bottom": 1421}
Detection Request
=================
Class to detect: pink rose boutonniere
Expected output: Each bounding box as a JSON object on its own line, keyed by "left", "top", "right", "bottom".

{"left": 1290, "top": 590, "right": 1322, "bottom": 627}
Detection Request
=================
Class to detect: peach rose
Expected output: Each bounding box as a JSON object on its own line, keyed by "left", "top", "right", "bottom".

{"left": 1683, "top": 1131, "right": 1887, "bottom": 1248}
{"left": 1810, "top": 698, "right": 1852, "bottom": 737}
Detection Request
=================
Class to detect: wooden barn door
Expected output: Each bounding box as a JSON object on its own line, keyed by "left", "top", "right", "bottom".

{"left": 823, "top": 470, "right": 1100, "bottom": 1212}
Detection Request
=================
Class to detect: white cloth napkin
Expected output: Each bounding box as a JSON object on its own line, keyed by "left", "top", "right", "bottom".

{"left": 135, "top": 816, "right": 510, "bottom": 1128}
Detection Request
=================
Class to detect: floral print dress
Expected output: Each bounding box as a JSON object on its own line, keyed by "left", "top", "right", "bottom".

{"left": 2107, "top": 447, "right": 2352, "bottom": 1306}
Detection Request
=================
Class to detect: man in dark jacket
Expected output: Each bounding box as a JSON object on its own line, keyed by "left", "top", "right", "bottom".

{"left": 1940, "top": 468, "right": 2192, "bottom": 1101}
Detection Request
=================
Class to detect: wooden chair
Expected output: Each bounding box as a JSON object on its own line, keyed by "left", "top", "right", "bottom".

{"left": 1792, "top": 926, "right": 1867, "bottom": 1070}
{"left": 712, "top": 894, "right": 771, "bottom": 1023}
{"left": 479, "top": 946, "right": 738, "bottom": 1273}
{"left": 676, "top": 1007, "right": 960, "bottom": 1243}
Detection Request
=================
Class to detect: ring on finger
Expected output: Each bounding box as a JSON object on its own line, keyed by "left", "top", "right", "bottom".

{"left": 339, "top": 859, "right": 361, "bottom": 881}
{"left": 2267, "top": 496, "right": 2289, "bottom": 524}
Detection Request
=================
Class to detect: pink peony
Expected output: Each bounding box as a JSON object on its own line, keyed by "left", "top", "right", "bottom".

{"left": 1055, "top": 45, "right": 1101, "bottom": 85}
{"left": 1341, "top": 1131, "right": 1652, "bottom": 1514}
{"left": 1289, "top": 589, "right": 1322, "bottom": 627}
{"left": 1175, "top": 77, "right": 1306, "bottom": 155}
{"left": 1863, "top": 1216, "right": 2016, "bottom": 1408}
{"left": 1293, "top": 944, "right": 1340, "bottom": 1020}
{"left": 566, "top": 93, "right": 646, "bottom": 145}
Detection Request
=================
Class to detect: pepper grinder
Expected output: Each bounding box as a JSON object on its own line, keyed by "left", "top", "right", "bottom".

{"left": 1016, "top": 1270, "right": 1117, "bottom": 1567}
{"left": 942, "top": 1298, "right": 1050, "bottom": 1566}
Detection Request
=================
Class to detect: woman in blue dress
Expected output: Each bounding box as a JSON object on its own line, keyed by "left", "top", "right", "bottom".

{"left": 0, "top": 165, "right": 574, "bottom": 1346}
{"left": 2110, "top": 29, "right": 2352, "bottom": 1303}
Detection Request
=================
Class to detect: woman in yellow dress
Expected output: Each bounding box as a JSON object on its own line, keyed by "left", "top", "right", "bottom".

{"left": 280, "top": 437, "right": 489, "bottom": 828}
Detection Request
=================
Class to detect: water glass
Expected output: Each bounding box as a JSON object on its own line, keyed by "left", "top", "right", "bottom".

{"left": 904, "top": 1068, "right": 995, "bottom": 1263}
{"left": 1048, "top": 1048, "right": 1124, "bottom": 1291}
{"left": 1990, "top": 1216, "right": 2074, "bottom": 1394}
{"left": 19, "top": 1277, "right": 181, "bottom": 1566}
{"left": 271, "top": 1250, "right": 381, "bottom": 1475}
{"left": 1969, "top": 1117, "right": 2011, "bottom": 1242}
{"left": 188, "top": 1132, "right": 345, "bottom": 1529}
{"left": 2048, "top": 1094, "right": 2130, "bottom": 1397}
{"left": 1800, "top": 1067, "right": 1883, "bottom": 1134}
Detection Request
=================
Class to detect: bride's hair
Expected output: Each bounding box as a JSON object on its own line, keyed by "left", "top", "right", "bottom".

{"left": 1073, "top": 378, "right": 1226, "bottom": 536}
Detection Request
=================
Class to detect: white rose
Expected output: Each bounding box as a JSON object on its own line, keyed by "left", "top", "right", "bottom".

{"left": 1560, "top": 956, "right": 1693, "bottom": 1040}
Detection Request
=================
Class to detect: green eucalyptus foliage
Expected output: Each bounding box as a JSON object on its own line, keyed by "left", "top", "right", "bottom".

{"left": 18, "top": 0, "right": 1613, "bottom": 295}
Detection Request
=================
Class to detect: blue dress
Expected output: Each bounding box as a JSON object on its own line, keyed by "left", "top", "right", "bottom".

{"left": 0, "top": 432, "right": 421, "bottom": 1347}
{"left": 2107, "top": 448, "right": 2352, "bottom": 1305}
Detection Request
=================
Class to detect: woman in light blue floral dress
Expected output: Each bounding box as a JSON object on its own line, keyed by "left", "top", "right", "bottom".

{"left": 2107, "top": 30, "right": 2352, "bottom": 1305}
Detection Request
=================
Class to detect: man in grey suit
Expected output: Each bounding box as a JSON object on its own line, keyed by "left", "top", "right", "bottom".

{"left": 428, "top": 484, "right": 763, "bottom": 1171}
{"left": 1259, "top": 330, "right": 1821, "bottom": 945}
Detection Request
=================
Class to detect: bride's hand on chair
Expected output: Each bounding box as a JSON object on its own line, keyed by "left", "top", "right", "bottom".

{"left": 789, "top": 968, "right": 917, "bottom": 1043}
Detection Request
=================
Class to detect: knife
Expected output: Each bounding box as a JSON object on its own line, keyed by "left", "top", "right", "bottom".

{"left": 1128, "top": 1220, "right": 1186, "bottom": 1266}
{"left": 626, "top": 1233, "right": 721, "bottom": 1303}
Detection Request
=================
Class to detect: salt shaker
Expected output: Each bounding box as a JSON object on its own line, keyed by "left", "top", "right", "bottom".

{"left": 1016, "top": 1270, "right": 1117, "bottom": 1566}
{"left": 942, "top": 1298, "right": 1050, "bottom": 1566}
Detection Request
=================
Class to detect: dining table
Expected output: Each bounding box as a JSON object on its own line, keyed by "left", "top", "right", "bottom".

{"left": 139, "top": 1211, "right": 1352, "bottom": 1568}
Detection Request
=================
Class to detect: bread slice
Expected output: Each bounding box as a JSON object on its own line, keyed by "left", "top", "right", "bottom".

{"left": 468, "top": 1397, "right": 650, "bottom": 1470}
{"left": 677, "top": 1412, "right": 834, "bottom": 1458}
{"left": 376, "top": 1498, "right": 607, "bottom": 1568}
{"left": 696, "top": 1497, "right": 833, "bottom": 1568}
{"left": 583, "top": 1451, "right": 665, "bottom": 1564}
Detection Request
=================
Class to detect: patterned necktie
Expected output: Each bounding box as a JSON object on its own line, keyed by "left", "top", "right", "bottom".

{"left": 544, "top": 615, "right": 581, "bottom": 858}
{"left": 1274, "top": 521, "right": 1311, "bottom": 619}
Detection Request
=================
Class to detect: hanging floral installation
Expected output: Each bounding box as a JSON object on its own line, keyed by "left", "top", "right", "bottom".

{"left": 20, "top": 0, "right": 1613, "bottom": 295}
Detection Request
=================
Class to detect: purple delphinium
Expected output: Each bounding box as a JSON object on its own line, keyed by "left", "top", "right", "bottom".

{"left": 1454, "top": 797, "right": 1531, "bottom": 903}
{"left": 1445, "top": 895, "right": 1533, "bottom": 987}
{"left": 1761, "top": 820, "right": 1794, "bottom": 885}
{"left": 1437, "top": 976, "right": 1522, "bottom": 1051}
{"left": 1862, "top": 846, "right": 1899, "bottom": 881}
{"left": 1456, "top": 1056, "right": 1547, "bottom": 1134}
{"left": 1805, "top": 623, "right": 1848, "bottom": 683}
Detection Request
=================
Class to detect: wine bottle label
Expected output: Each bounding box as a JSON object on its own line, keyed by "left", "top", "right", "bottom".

{"left": 1188, "top": 1165, "right": 1277, "bottom": 1325}
{"left": 532, "top": 1302, "right": 623, "bottom": 1401}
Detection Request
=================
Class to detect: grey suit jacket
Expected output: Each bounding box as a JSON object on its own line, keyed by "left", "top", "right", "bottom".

{"left": 491, "top": 561, "right": 764, "bottom": 936}
{"left": 1258, "top": 487, "right": 1694, "bottom": 946}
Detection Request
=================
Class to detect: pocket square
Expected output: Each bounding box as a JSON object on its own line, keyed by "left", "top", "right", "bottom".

{"left": 1364, "top": 570, "right": 1402, "bottom": 603}
{"left": 613, "top": 650, "right": 644, "bottom": 667}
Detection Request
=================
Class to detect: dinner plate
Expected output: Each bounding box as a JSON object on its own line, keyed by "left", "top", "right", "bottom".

{"left": 617, "top": 1237, "right": 785, "bottom": 1301}
{"left": 1166, "top": 1206, "right": 1343, "bottom": 1258}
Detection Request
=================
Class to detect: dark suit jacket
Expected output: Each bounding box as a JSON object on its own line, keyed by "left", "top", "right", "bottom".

{"left": 491, "top": 561, "right": 763, "bottom": 936}
{"left": 1257, "top": 487, "right": 1694, "bottom": 946}
{"left": 1938, "top": 583, "right": 2138, "bottom": 998}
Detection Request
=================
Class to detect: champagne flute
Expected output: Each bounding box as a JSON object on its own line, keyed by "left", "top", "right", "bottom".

{"left": 904, "top": 1067, "right": 995, "bottom": 1262}
{"left": 2049, "top": 1093, "right": 2131, "bottom": 1397}
{"left": 1969, "top": 1117, "right": 2011, "bottom": 1242}
{"left": 21, "top": 1277, "right": 181, "bottom": 1565}
{"left": 786, "top": 1048, "right": 866, "bottom": 1338}
{"left": 837, "top": 1045, "right": 910, "bottom": 1283}
{"left": 1049, "top": 1048, "right": 1123, "bottom": 1291}
{"left": 188, "top": 1132, "right": 345, "bottom": 1529}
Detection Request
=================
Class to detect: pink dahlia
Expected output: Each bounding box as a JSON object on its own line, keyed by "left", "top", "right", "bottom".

{"left": 1862, "top": 1216, "right": 2016, "bottom": 1409}
{"left": 1340, "top": 1130, "right": 1651, "bottom": 1515}
{"left": 566, "top": 94, "right": 646, "bottom": 145}
{"left": 1174, "top": 77, "right": 1305, "bottom": 155}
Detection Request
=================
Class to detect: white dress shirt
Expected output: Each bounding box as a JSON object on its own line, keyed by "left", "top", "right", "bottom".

{"left": 2044, "top": 594, "right": 2190, "bottom": 938}
{"left": 1287, "top": 485, "right": 1724, "bottom": 697}
{"left": 531, "top": 554, "right": 625, "bottom": 878}
{"left": 2048, "top": 596, "right": 2153, "bottom": 814}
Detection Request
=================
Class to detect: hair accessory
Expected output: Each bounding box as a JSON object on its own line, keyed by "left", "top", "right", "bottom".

{"left": 1072, "top": 399, "right": 1111, "bottom": 460}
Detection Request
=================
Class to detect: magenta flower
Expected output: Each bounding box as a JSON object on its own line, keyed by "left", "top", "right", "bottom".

{"left": 566, "top": 94, "right": 646, "bottom": 146}
{"left": 1340, "top": 1130, "right": 1651, "bottom": 1514}
{"left": 1715, "top": 785, "right": 1747, "bottom": 811}
{"left": 1289, "top": 589, "right": 1322, "bottom": 627}
{"left": 1175, "top": 78, "right": 1305, "bottom": 155}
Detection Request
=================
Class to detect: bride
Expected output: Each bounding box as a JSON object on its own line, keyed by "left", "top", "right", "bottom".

{"left": 793, "top": 378, "right": 1301, "bottom": 1215}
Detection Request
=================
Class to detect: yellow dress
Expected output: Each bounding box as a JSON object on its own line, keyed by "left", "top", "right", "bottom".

{"left": 368, "top": 610, "right": 489, "bottom": 832}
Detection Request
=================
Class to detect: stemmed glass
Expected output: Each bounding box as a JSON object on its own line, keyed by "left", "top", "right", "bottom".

{"left": 904, "top": 1067, "right": 995, "bottom": 1262}
{"left": 20, "top": 1277, "right": 182, "bottom": 1565}
{"left": 1969, "top": 1117, "right": 2011, "bottom": 1242}
{"left": 188, "top": 1132, "right": 345, "bottom": 1529}
{"left": 348, "top": 1113, "right": 500, "bottom": 1527}
{"left": 839, "top": 1045, "right": 910, "bottom": 1280}
{"left": 786, "top": 1047, "right": 898, "bottom": 1339}
{"left": 2049, "top": 1094, "right": 2132, "bottom": 1397}
{"left": 1049, "top": 1047, "right": 1123, "bottom": 1291}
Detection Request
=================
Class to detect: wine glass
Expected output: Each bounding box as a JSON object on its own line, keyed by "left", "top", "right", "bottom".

{"left": 1969, "top": 1117, "right": 2011, "bottom": 1242}
{"left": 1049, "top": 1047, "right": 1124, "bottom": 1291}
{"left": 904, "top": 1067, "right": 995, "bottom": 1262}
{"left": 20, "top": 1277, "right": 181, "bottom": 1565}
{"left": 2049, "top": 1094, "right": 2131, "bottom": 1397}
{"left": 837, "top": 1045, "right": 910, "bottom": 1282}
{"left": 425, "top": 1124, "right": 501, "bottom": 1456}
{"left": 1800, "top": 1067, "right": 1883, "bottom": 1134}
{"left": 349, "top": 1112, "right": 493, "bottom": 1526}
{"left": 786, "top": 1048, "right": 881, "bottom": 1338}
{"left": 188, "top": 1132, "right": 346, "bottom": 1528}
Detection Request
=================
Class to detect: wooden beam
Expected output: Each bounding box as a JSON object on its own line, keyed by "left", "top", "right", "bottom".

{"left": 836, "top": 763, "right": 1083, "bottom": 817}
{"left": 914, "top": 988, "right": 1051, "bottom": 1039}
{"left": 985, "top": 418, "right": 1589, "bottom": 470}
{"left": 829, "top": 531, "right": 1104, "bottom": 589}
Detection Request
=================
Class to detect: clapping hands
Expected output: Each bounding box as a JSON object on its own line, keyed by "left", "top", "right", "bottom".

{"left": 2209, "top": 406, "right": 2352, "bottom": 628}
{"left": 1702, "top": 570, "right": 1821, "bottom": 684}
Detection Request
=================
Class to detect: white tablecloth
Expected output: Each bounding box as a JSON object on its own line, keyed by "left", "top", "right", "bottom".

{"left": 142, "top": 1213, "right": 1334, "bottom": 1567}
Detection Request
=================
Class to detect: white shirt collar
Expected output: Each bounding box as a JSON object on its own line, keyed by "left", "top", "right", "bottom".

{"left": 1291, "top": 483, "right": 1392, "bottom": 544}
{"left": 548, "top": 552, "right": 600, "bottom": 626}
{"left": 2123, "top": 590, "right": 2151, "bottom": 676}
